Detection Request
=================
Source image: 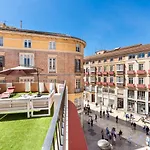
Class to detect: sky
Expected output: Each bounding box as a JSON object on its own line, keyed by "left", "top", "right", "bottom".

{"left": 0, "top": 0, "right": 150, "bottom": 56}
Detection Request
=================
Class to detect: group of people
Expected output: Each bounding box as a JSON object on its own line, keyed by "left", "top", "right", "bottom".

{"left": 99, "top": 110, "right": 110, "bottom": 119}
{"left": 101, "top": 127, "right": 123, "bottom": 143}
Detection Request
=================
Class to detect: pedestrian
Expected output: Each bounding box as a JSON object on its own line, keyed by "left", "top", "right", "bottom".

{"left": 106, "top": 127, "right": 110, "bottom": 139}
{"left": 96, "top": 103, "right": 98, "bottom": 107}
{"left": 126, "top": 114, "right": 129, "bottom": 121}
{"left": 107, "top": 112, "right": 109, "bottom": 119}
{"left": 103, "top": 111, "right": 105, "bottom": 117}
{"left": 118, "top": 130, "right": 123, "bottom": 140}
{"left": 101, "top": 129, "right": 104, "bottom": 139}
{"left": 116, "top": 116, "right": 118, "bottom": 123}
{"left": 146, "top": 126, "right": 149, "bottom": 135}
{"left": 133, "top": 122, "right": 136, "bottom": 130}
{"left": 91, "top": 118, "right": 93, "bottom": 127}
{"left": 100, "top": 110, "right": 102, "bottom": 118}
{"left": 95, "top": 114, "right": 97, "bottom": 122}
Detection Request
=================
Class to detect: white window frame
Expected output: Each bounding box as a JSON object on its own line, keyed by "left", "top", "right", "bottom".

{"left": 49, "top": 41, "right": 56, "bottom": 50}
{"left": 129, "top": 64, "right": 133, "bottom": 71}
{"left": 116, "top": 64, "right": 124, "bottom": 71}
{"left": 24, "top": 40, "right": 31, "bottom": 48}
{"left": 137, "top": 91, "right": 145, "bottom": 100}
{"left": 75, "top": 79, "right": 80, "bottom": 89}
{"left": 110, "top": 76, "right": 113, "bottom": 83}
{"left": 19, "top": 76, "right": 34, "bottom": 82}
{"left": 138, "top": 77, "right": 144, "bottom": 84}
{"left": 48, "top": 57, "right": 56, "bottom": 73}
{"left": 129, "top": 77, "right": 133, "bottom": 84}
{"left": 76, "top": 44, "right": 81, "bottom": 52}
{"left": 116, "top": 76, "right": 124, "bottom": 83}
{"left": 0, "top": 37, "right": 3, "bottom": 46}
{"left": 19, "top": 53, "right": 34, "bottom": 67}
{"left": 128, "top": 90, "right": 134, "bottom": 98}
{"left": 139, "top": 64, "right": 144, "bottom": 70}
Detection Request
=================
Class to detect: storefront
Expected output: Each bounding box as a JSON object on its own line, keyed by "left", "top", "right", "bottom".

{"left": 137, "top": 101, "right": 145, "bottom": 114}
{"left": 127, "top": 100, "right": 135, "bottom": 112}
{"left": 117, "top": 98, "right": 124, "bottom": 108}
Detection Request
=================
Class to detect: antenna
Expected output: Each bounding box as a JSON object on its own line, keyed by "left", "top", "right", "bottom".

{"left": 20, "top": 20, "right": 22, "bottom": 29}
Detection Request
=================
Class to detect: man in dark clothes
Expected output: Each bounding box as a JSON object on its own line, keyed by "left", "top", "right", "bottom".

{"left": 146, "top": 126, "right": 149, "bottom": 135}
{"left": 91, "top": 118, "right": 93, "bottom": 127}
{"left": 116, "top": 116, "right": 118, "bottom": 123}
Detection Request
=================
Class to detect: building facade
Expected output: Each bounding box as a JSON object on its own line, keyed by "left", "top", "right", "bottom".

{"left": 0, "top": 23, "right": 86, "bottom": 104}
{"left": 84, "top": 44, "right": 150, "bottom": 115}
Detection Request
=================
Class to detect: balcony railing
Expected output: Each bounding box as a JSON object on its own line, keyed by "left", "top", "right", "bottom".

{"left": 75, "top": 88, "right": 82, "bottom": 93}
{"left": 137, "top": 70, "right": 146, "bottom": 75}
{"left": 97, "top": 72, "right": 102, "bottom": 76}
{"left": 102, "top": 82, "right": 108, "bottom": 86}
{"left": 127, "top": 70, "right": 136, "bottom": 75}
{"left": 108, "top": 82, "right": 115, "bottom": 86}
{"left": 42, "top": 82, "right": 68, "bottom": 150}
{"left": 128, "top": 95, "right": 134, "bottom": 99}
{"left": 108, "top": 71, "right": 115, "bottom": 76}
{"left": 84, "top": 72, "right": 89, "bottom": 75}
{"left": 137, "top": 84, "right": 146, "bottom": 89}
{"left": 84, "top": 81, "right": 89, "bottom": 85}
{"left": 89, "top": 72, "right": 96, "bottom": 75}
{"left": 103, "top": 71, "right": 108, "bottom": 76}
{"left": 127, "top": 83, "right": 136, "bottom": 88}
{"left": 96, "top": 82, "right": 102, "bottom": 85}
{"left": 117, "top": 83, "right": 124, "bottom": 87}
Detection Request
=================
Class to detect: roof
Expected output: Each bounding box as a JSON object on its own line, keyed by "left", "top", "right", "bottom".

{"left": 84, "top": 44, "right": 150, "bottom": 61}
{"left": 0, "top": 26, "right": 86, "bottom": 46}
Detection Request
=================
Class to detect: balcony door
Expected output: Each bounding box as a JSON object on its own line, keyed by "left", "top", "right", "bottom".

{"left": 91, "top": 94, "right": 95, "bottom": 102}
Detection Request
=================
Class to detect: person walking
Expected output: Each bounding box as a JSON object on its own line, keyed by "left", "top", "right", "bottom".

{"left": 101, "top": 129, "right": 104, "bottom": 139}
{"left": 95, "top": 114, "right": 97, "bottom": 122}
{"left": 106, "top": 127, "right": 110, "bottom": 140}
{"left": 133, "top": 122, "right": 136, "bottom": 130}
{"left": 107, "top": 112, "right": 109, "bottom": 119}
{"left": 116, "top": 116, "right": 118, "bottom": 123}
{"left": 100, "top": 110, "right": 102, "bottom": 118}
{"left": 118, "top": 130, "right": 123, "bottom": 140}
{"left": 103, "top": 111, "right": 105, "bottom": 117}
{"left": 146, "top": 126, "right": 149, "bottom": 135}
{"left": 91, "top": 118, "right": 93, "bottom": 127}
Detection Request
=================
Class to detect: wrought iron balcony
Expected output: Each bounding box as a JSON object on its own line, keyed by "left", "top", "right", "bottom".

{"left": 117, "top": 83, "right": 124, "bottom": 87}
{"left": 127, "top": 70, "right": 136, "bottom": 75}
{"left": 108, "top": 71, "right": 115, "bottom": 76}
{"left": 137, "top": 84, "right": 146, "bottom": 89}
{"left": 97, "top": 72, "right": 102, "bottom": 76}
{"left": 84, "top": 81, "right": 89, "bottom": 85}
{"left": 127, "top": 83, "right": 136, "bottom": 88}
{"left": 102, "top": 82, "right": 108, "bottom": 86}
{"left": 137, "top": 70, "right": 146, "bottom": 75}
{"left": 102, "top": 71, "right": 108, "bottom": 76}
{"left": 108, "top": 82, "right": 115, "bottom": 86}
{"left": 96, "top": 82, "right": 102, "bottom": 85}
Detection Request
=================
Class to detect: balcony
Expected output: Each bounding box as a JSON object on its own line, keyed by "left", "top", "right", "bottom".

{"left": 127, "top": 83, "right": 136, "bottom": 88}
{"left": 117, "top": 83, "right": 124, "bottom": 87}
{"left": 75, "top": 88, "right": 82, "bottom": 93}
{"left": 137, "top": 70, "right": 146, "bottom": 75}
{"left": 109, "top": 71, "right": 115, "bottom": 76}
{"left": 96, "top": 82, "right": 102, "bottom": 86}
{"left": 97, "top": 72, "right": 102, "bottom": 76}
{"left": 127, "top": 70, "right": 136, "bottom": 75}
{"left": 137, "top": 84, "right": 146, "bottom": 89}
{"left": 108, "top": 82, "right": 115, "bottom": 86}
{"left": 84, "top": 72, "right": 89, "bottom": 76}
{"left": 148, "top": 84, "right": 150, "bottom": 89}
{"left": 116, "top": 71, "right": 124, "bottom": 75}
{"left": 128, "top": 95, "right": 134, "bottom": 99}
{"left": 89, "top": 72, "right": 96, "bottom": 75}
{"left": 103, "top": 71, "right": 108, "bottom": 76}
{"left": 102, "top": 82, "right": 108, "bottom": 86}
{"left": 84, "top": 81, "right": 89, "bottom": 85}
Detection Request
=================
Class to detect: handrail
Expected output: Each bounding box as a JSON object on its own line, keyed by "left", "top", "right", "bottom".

{"left": 42, "top": 82, "right": 66, "bottom": 150}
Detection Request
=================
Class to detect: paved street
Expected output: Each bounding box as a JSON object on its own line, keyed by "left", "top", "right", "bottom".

{"left": 83, "top": 112, "right": 149, "bottom": 150}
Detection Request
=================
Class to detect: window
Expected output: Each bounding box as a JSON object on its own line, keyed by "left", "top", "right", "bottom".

{"left": 0, "top": 56, "right": 5, "bottom": 68}
{"left": 137, "top": 91, "right": 145, "bottom": 100}
{"left": 110, "top": 65, "right": 114, "bottom": 71}
{"left": 76, "top": 79, "right": 80, "bottom": 89}
{"left": 86, "top": 61, "right": 89, "bottom": 64}
{"left": 109, "top": 89, "right": 115, "bottom": 93}
{"left": 138, "top": 53, "right": 145, "bottom": 58}
{"left": 75, "top": 59, "right": 81, "bottom": 72}
{"left": 118, "top": 57, "right": 122, "bottom": 61}
{"left": 138, "top": 78, "right": 144, "bottom": 84}
{"left": 0, "top": 37, "right": 3, "bottom": 46}
{"left": 104, "top": 59, "right": 107, "bottom": 62}
{"left": 97, "top": 66, "right": 101, "bottom": 72}
{"left": 98, "top": 60, "right": 101, "bottom": 63}
{"left": 76, "top": 44, "right": 80, "bottom": 52}
{"left": 116, "top": 76, "right": 124, "bottom": 83}
{"left": 24, "top": 40, "right": 31, "bottom": 48}
{"left": 92, "top": 61, "right": 95, "bottom": 64}
{"left": 86, "top": 68, "right": 89, "bottom": 72}
{"left": 148, "top": 52, "right": 150, "bottom": 57}
{"left": 129, "top": 77, "right": 133, "bottom": 84}
{"left": 104, "top": 66, "right": 107, "bottom": 71}
{"left": 110, "top": 58, "right": 113, "bottom": 62}
{"left": 49, "top": 41, "right": 56, "bottom": 49}
{"left": 139, "top": 64, "right": 144, "bottom": 70}
{"left": 110, "top": 76, "right": 113, "bottom": 83}
{"left": 19, "top": 77, "right": 34, "bottom": 82}
{"left": 49, "top": 58, "right": 56, "bottom": 72}
{"left": 128, "top": 54, "right": 135, "bottom": 59}
{"left": 104, "top": 77, "right": 107, "bottom": 82}
{"left": 98, "top": 77, "right": 101, "bottom": 82}
{"left": 103, "top": 88, "right": 108, "bottom": 92}
{"left": 128, "top": 90, "right": 134, "bottom": 98}
{"left": 129, "top": 64, "right": 133, "bottom": 71}
{"left": 19, "top": 53, "right": 34, "bottom": 67}
{"left": 116, "top": 64, "right": 124, "bottom": 71}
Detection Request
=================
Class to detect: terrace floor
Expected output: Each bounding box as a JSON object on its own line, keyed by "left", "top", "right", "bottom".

{"left": 0, "top": 113, "right": 52, "bottom": 150}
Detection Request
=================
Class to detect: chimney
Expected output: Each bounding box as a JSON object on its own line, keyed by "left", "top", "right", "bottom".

{"left": 20, "top": 20, "right": 22, "bottom": 29}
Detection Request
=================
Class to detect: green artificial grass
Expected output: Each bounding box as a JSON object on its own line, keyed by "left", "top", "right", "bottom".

{"left": 0, "top": 113, "right": 52, "bottom": 150}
